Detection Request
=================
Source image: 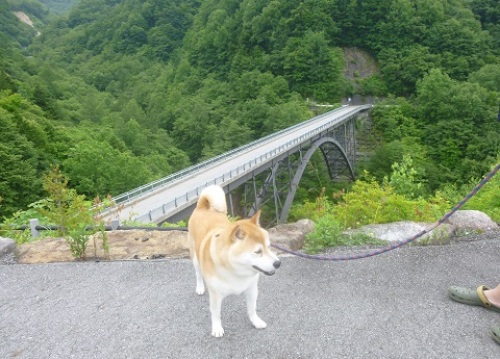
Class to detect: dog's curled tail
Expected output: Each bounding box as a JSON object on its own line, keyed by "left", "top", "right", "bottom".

{"left": 196, "top": 185, "right": 227, "bottom": 213}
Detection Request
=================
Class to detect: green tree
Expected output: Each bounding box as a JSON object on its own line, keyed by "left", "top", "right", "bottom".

{"left": 62, "top": 138, "right": 153, "bottom": 197}
{"left": 468, "top": 64, "right": 500, "bottom": 92}
{"left": 171, "top": 98, "right": 216, "bottom": 161}
{"left": 379, "top": 46, "right": 438, "bottom": 95}
{"left": 187, "top": 8, "right": 232, "bottom": 74}
{"left": 282, "top": 31, "right": 344, "bottom": 101}
{"left": 0, "top": 139, "right": 40, "bottom": 218}
{"left": 388, "top": 154, "right": 425, "bottom": 199}
{"left": 0, "top": 91, "right": 68, "bottom": 217}
{"left": 375, "top": 0, "right": 417, "bottom": 50}
{"left": 470, "top": 0, "right": 500, "bottom": 25}
{"left": 413, "top": 69, "right": 497, "bottom": 185}
{"left": 426, "top": 17, "right": 491, "bottom": 79}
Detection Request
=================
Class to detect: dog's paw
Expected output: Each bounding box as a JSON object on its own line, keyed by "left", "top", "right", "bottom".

{"left": 196, "top": 284, "right": 205, "bottom": 295}
{"left": 250, "top": 316, "right": 267, "bottom": 329}
{"left": 211, "top": 324, "right": 225, "bottom": 338}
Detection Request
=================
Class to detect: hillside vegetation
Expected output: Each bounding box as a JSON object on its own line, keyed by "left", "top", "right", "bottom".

{"left": 1, "top": 0, "right": 499, "bottom": 221}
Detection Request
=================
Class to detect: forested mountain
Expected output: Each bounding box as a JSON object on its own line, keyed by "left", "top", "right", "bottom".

{"left": 39, "top": 0, "right": 77, "bottom": 14}
{"left": 1, "top": 0, "right": 499, "bottom": 219}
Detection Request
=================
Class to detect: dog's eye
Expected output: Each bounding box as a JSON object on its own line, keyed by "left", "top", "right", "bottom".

{"left": 255, "top": 248, "right": 263, "bottom": 255}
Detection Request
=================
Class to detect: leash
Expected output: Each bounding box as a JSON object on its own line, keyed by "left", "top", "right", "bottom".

{"left": 271, "top": 163, "right": 500, "bottom": 261}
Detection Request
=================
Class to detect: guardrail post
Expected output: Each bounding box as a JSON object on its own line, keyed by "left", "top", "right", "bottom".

{"left": 29, "top": 218, "right": 39, "bottom": 238}
{"left": 111, "top": 219, "right": 120, "bottom": 230}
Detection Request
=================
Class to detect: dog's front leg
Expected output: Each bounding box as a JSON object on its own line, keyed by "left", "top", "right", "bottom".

{"left": 245, "top": 277, "right": 267, "bottom": 329}
{"left": 208, "top": 289, "right": 224, "bottom": 337}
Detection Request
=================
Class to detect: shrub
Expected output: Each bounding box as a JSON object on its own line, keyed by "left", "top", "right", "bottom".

{"left": 334, "top": 179, "right": 449, "bottom": 229}
{"left": 388, "top": 154, "right": 426, "bottom": 199}
{"left": 463, "top": 160, "right": 500, "bottom": 223}
{"left": 304, "top": 215, "right": 343, "bottom": 253}
{"left": 304, "top": 214, "right": 386, "bottom": 254}
{"left": 34, "top": 166, "right": 110, "bottom": 260}
{"left": 289, "top": 187, "right": 333, "bottom": 222}
{"left": 0, "top": 205, "right": 52, "bottom": 244}
{"left": 300, "top": 172, "right": 449, "bottom": 253}
{"left": 35, "top": 167, "right": 94, "bottom": 259}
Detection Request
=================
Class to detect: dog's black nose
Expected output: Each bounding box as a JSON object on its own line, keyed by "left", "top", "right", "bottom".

{"left": 273, "top": 260, "right": 281, "bottom": 269}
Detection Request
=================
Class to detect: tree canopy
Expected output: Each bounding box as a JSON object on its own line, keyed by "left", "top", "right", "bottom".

{"left": 1, "top": 0, "right": 499, "bottom": 219}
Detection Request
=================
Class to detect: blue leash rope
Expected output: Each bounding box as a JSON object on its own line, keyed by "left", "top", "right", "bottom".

{"left": 271, "top": 163, "right": 500, "bottom": 261}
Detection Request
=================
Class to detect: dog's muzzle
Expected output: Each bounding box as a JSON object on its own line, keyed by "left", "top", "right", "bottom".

{"left": 253, "top": 260, "right": 281, "bottom": 276}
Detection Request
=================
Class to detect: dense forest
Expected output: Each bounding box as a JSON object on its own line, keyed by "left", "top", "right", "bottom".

{"left": 1, "top": 0, "right": 499, "bottom": 221}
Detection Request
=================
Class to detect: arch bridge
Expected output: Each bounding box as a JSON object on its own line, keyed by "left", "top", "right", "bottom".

{"left": 99, "top": 105, "right": 372, "bottom": 226}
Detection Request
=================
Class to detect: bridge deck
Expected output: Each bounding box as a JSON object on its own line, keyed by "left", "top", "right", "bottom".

{"left": 99, "top": 105, "right": 371, "bottom": 224}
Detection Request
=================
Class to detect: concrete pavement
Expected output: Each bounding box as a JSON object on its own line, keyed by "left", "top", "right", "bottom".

{"left": 1, "top": 237, "right": 499, "bottom": 358}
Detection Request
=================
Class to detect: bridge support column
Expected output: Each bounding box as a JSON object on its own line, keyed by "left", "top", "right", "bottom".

{"left": 241, "top": 132, "right": 356, "bottom": 225}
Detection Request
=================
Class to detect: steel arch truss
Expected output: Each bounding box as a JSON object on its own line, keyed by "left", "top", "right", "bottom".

{"left": 241, "top": 118, "right": 356, "bottom": 225}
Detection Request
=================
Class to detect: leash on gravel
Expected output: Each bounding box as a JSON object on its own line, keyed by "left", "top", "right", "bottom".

{"left": 271, "top": 163, "right": 500, "bottom": 261}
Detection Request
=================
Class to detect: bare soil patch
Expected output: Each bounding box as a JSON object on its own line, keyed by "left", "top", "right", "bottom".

{"left": 15, "top": 230, "right": 189, "bottom": 264}
{"left": 13, "top": 220, "right": 314, "bottom": 264}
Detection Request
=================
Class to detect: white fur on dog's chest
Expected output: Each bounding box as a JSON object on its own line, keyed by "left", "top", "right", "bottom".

{"left": 207, "top": 272, "right": 259, "bottom": 296}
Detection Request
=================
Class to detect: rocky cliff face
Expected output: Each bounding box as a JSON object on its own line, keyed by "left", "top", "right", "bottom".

{"left": 13, "top": 11, "right": 40, "bottom": 36}
{"left": 343, "top": 47, "right": 379, "bottom": 80}
{"left": 342, "top": 47, "right": 380, "bottom": 161}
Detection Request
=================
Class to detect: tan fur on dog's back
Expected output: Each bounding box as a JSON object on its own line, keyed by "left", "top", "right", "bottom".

{"left": 188, "top": 185, "right": 229, "bottom": 275}
{"left": 189, "top": 208, "right": 228, "bottom": 275}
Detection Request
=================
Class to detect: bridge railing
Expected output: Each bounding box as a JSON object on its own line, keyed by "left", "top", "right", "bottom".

{"left": 132, "top": 105, "right": 372, "bottom": 223}
{"left": 102, "top": 106, "right": 347, "bottom": 211}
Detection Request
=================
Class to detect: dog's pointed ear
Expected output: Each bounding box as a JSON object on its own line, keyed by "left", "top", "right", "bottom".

{"left": 230, "top": 225, "right": 245, "bottom": 241}
{"left": 250, "top": 210, "right": 261, "bottom": 226}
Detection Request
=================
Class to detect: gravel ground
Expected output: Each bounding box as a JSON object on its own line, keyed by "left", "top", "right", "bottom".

{"left": 1, "top": 229, "right": 499, "bottom": 358}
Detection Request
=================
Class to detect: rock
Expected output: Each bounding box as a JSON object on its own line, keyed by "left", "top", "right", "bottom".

{"left": 0, "top": 237, "right": 16, "bottom": 255}
{"left": 269, "top": 219, "right": 315, "bottom": 252}
{"left": 342, "top": 210, "right": 498, "bottom": 245}
{"left": 444, "top": 210, "right": 498, "bottom": 233}
{"left": 0, "top": 237, "right": 16, "bottom": 265}
{"left": 345, "top": 221, "right": 455, "bottom": 245}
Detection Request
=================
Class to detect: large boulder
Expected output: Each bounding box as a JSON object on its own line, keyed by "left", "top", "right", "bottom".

{"left": 345, "top": 221, "right": 455, "bottom": 244}
{"left": 444, "top": 210, "right": 498, "bottom": 232}
{"left": 269, "top": 219, "right": 315, "bottom": 252}
{"left": 343, "top": 210, "right": 497, "bottom": 244}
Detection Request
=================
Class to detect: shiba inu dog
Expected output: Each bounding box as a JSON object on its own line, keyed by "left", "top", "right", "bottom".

{"left": 188, "top": 185, "right": 281, "bottom": 337}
